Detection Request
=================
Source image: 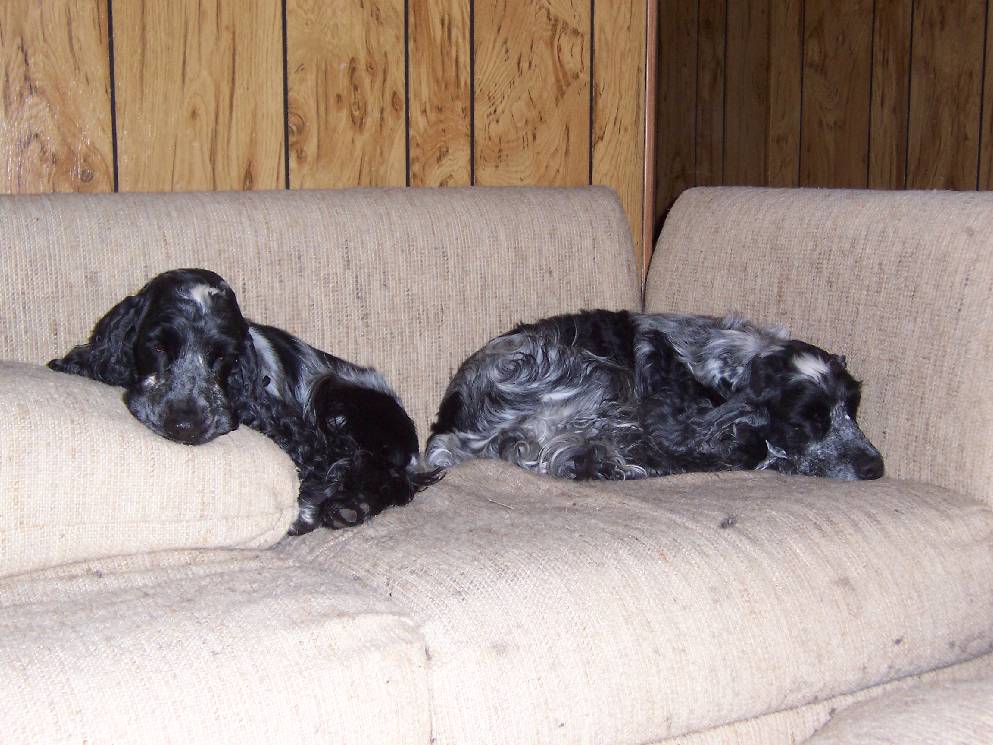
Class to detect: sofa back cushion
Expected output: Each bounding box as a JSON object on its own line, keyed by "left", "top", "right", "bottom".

{"left": 647, "top": 187, "right": 993, "bottom": 502}
{"left": 0, "top": 187, "right": 640, "bottom": 443}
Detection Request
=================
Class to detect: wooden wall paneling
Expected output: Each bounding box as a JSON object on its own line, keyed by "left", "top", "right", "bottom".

{"left": 114, "top": 0, "right": 284, "bottom": 192}
{"left": 907, "top": 0, "right": 986, "bottom": 189}
{"left": 766, "top": 0, "right": 803, "bottom": 186}
{"left": 695, "top": 0, "right": 725, "bottom": 188}
{"left": 979, "top": 0, "right": 993, "bottom": 189}
{"left": 287, "top": 0, "right": 406, "bottom": 188}
{"left": 654, "top": 1, "right": 697, "bottom": 225}
{"left": 724, "top": 0, "right": 771, "bottom": 185}
{"left": 868, "top": 0, "right": 913, "bottom": 188}
{"left": 800, "top": 0, "right": 873, "bottom": 188}
{"left": 474, "top": 0, "right": 591, "bottom": 186}
{"left": 0, "top": 0, "right": 113, "bottom": 193}
{"left": 408, "top": 0, "right": 472, "bottom": 186}
{"left": 593, "top": 1, "right": 647, "bottom": 267}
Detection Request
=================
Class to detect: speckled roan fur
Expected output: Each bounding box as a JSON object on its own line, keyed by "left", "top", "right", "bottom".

{"left": 425, "top": 309, "right": 884, "bottom": 481}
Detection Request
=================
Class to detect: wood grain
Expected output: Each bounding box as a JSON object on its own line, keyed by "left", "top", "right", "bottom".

{"left": 474, "top": 0, "right": 591, "bottom": 186}
{"left": 980, "top": 1, "right": 993, "bottom": 189}
{"left": 408, "top": 0, "right": 471, "bottom": 186}
{"left": 0, "top": 0, "right": 113, "bottom": 193}
{"left": 654, "top": 1, "right": 697, "bottom": 221}
{"left": 724, "top": 0, "right": 770, "bottom": 185}
{"left": 766, "top": 0, "right": 803, "bottom": 186}
{"left": 287, "top": 0, "right": 406, "bottom": 188}
{"left": 114, "top": 0, "right": 284, "bottom": 192}
{"left": 695, "top": 0, "right": 726, "bottom": 187}
{"left": 907, "top": 0, "right": 986, "bottom": 189}
{"left": 800, "top": 0, "right": 873, "bottom": 187}
{"left": 593, "top": 1, "right": 646, "bottom": 265}
{"left": 869, "top": 0, "right": 913, "bottom": 189}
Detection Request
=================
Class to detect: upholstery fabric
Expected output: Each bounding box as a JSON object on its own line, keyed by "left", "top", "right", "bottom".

{"left": 277, "top": 459, "right": 993, "bottom": 744}
{"left": 647, "top": 187, "right": 993, "bottom": 504}
{"left": 803, "top": 673, "right": 993, "bottom": 745}
{"left": 648, "top": 653, "right": 993, "bottom": 744}
{"left": 0, "top": 187, "right": 641, "bottom": 442}
{"left": 0, "top": 361, "right": 298, "bottom": 577}
{"left": 0, "top": 550, "right": 430, "bottom": 745}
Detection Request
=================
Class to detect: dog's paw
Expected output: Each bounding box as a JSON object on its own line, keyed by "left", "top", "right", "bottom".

{"left": 321, "top": 500, "right": 372, "bottom": 530}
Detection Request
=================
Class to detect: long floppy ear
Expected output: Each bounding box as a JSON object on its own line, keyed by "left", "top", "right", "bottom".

{"left": 47, "top": 293, "right": 147, "bottom": 386}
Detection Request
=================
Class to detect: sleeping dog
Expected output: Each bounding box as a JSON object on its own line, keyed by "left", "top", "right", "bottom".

{"left": 49, "top": 268, "right": 434, "bottom": 534}
{"left": 425, "top": 309, "right": 884, "bottom": 481}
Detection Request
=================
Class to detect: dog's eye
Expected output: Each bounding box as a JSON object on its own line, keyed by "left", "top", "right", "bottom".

{"left": 152, "top": 343, "right": 165, "bottom": 354}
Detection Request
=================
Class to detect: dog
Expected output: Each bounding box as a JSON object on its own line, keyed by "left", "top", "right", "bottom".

{"left": 424, "top": 309, "right": 884, "bottom": 481}
{"left": 49, "top": 268, "right": 435, "bottom": 534}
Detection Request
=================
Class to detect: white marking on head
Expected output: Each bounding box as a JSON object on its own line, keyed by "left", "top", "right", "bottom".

{"left": 792, "top": 353, "right": 831, "bottom": 384}
{"left": 186, "top": 284, "right": 221, "bottom": 311}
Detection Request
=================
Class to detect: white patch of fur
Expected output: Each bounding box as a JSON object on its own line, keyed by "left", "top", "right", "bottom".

{"left": 249, "top": 327, "right": 283, "bottom": 397}
{"left": 186, "top": 284, "right": 221, "bottom": 311}
{"left": 792, "top": 353, "right": 831, "bottom": 384}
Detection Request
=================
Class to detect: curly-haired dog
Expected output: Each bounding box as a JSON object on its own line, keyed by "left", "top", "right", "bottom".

{"left": 425, "top": 309, "right": 884, "bottom": 481}
{"left": 49, "top": 268, "right": 434, "bottom": 534}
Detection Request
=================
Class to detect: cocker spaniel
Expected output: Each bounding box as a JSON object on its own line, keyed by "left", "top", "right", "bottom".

{"left": 49, "top": 268, "right": 434, "bottom": 534}
{"left": 425, "top": 309, "right": 884, "bottom": 481}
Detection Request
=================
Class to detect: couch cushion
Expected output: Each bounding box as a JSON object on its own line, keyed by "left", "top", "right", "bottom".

{"left": 0, "top": 187, "right": 641, "bottom": 442}
{"left": 278, "top": 461, "right": 993, "bottom": 745}
{"left": 804, "top": 674, "right": 993, "bottom": 745}
{"left": 0, "top": 550, "right": 430, "bottom": 745}
{"left": 0, "top": 362, "right": 298, "bottom": 577}
{"left": 647, "top": 187, "right": 993, "bottom": 504}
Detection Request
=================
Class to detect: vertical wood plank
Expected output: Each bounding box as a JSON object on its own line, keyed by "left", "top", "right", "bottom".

{"left": 594, "top": 1, "right": 646, "bottom": 265}
{"left": 800, "top": 0, "right": 873, "bottom": 187}
{"left": 114, "top": 0, "right": 284, "bottom": 192}
{"left": 869, "top": 0, "right": 913, "bottom": 188}
{"left": 409, "top": 0, "right": 471, "bottom": 186}
{"left": 907, "top": 0, "right": 986, "bottom": 189}
{"left": 0, "top": 0, "right": 113, "bottom": 193}
{"left": 475, "top": 0, "right": 591, "bottom": 186}
{"left": 695, "top": 0, "right": 726, "bottom": 187}
{"left": 979, "top": 0, "right": 993, "bottom": 189}
{"left": 654, "top": 1, "right": 697, "bottom": 223}
{"left": 766, "top": 0, "right": 803, "bottom": 186}
{"left": 724, "top": 0, "right": 769, "bottom": 184}
{"left": 287, "top": 0, "right": 406, "bottom": 188}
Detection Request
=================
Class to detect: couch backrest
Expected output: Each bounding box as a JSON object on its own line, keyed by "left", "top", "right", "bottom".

{"left": 0, "top": 187, "right": 640, "bottom": 443}
{"left": 647, "top": 187, "right": 993, "bottom": 502}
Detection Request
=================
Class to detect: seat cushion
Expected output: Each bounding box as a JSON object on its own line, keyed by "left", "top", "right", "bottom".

{"left": 278, "top": 460, "right": 993, "bottom": 745}
{"left": 804, "top": 674, "right": 993, "bottom": 745}
{"left": 0, "top": 550, "right": 430, "bottom": 745}
{"left": 0, "top": 362, "right": 299, "bottom": 577}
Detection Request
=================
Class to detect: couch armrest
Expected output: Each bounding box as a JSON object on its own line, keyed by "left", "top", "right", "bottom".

{"left": 646, "top": 187, "right": 993, "bottom": 503}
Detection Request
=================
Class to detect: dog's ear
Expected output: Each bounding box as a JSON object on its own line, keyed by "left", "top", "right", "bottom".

{"left": 48, "top": 293, "right": 147, "bottom": 387}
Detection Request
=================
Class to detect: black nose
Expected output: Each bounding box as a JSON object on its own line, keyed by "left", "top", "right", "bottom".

{"left": 855, "top": 452, "right": 884, "bottom": 480}
{"left": 163, "top": 407, "right": 207, "bottom": 443}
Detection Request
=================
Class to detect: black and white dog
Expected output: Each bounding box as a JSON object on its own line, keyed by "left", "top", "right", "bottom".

{"left": 49, "top": 268, "right": 434, "bottom": 534}
{"left": 425, "top": 310, "right": 884, "bottom": 481}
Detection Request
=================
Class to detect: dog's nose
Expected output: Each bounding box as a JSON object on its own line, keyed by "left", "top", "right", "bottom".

{"left": 854, "top": 452, "right": 884, "bottom": 480}
{"left": 163, "top": 408, "right": 207, "bottom": 443}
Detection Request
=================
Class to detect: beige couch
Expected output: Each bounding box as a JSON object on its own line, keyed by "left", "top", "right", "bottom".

{"left": 1, "top": 186, "right": 991, "bottom": 744}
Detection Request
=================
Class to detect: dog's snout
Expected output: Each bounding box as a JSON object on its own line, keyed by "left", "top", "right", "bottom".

{"left": 163, "top": 405, "right": 207, "bottom": 443}
{"left": 854, "top": 451, "right": 884, "bottom": 480}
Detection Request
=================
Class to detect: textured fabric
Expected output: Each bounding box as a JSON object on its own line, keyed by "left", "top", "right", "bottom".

{"left": 804, "top": 673, "right": 993, "bottom": 745}
{"left": 0, "top": 361, "right": 298, "bottom": 577}
{"left": 0, "top": 550, "right": 430, "bottom": 745}
{"left": 647, "top": 653, "right": 993, "bottom": 745}
{"left": 0, "top": 187, "right": 641, "bottom": 442}
{"left": 277, "top": 460, "right": 993, "bottom": 744}
{"left": 647, "top": 187, "right": 993, "bottom": 504}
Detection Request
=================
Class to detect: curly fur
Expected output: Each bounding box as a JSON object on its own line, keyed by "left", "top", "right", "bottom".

{"left": 425, "top": 309, "right": 884, "bottom": 481}
{"left": 49, "top": 268, "right": 436, "bottom": 534}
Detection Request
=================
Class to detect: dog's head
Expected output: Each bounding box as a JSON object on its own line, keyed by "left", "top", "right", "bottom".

{"left": 49, "top": 268, "right": 248, "bottom": 445}
{"left": 739, "top": 341, "right": 884, "bottom": 480}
